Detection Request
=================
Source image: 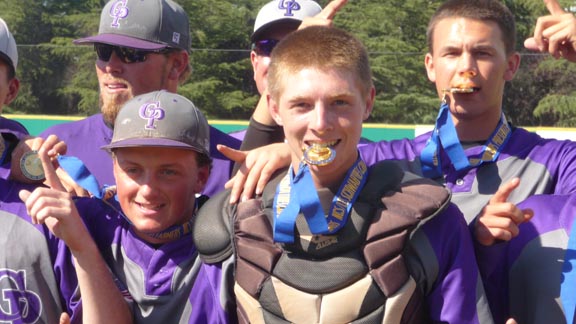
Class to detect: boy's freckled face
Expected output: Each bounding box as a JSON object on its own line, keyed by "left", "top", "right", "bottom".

{"left": 271, "top": 67, "right": 373, "bottom": 185}
{"left": 113, "top": 146, "right": 207, "bottom": 243}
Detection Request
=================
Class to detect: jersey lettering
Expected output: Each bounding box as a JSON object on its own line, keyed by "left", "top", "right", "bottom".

{"left": 0, "top": 269, "right": 42, "bottom": 323}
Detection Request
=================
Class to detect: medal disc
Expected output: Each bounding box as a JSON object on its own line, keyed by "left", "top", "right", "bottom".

{"left": 303, "top": 145, "right": 336, "bottom": 166}
{"left": 20, "top": 150, "right": 45, "bottom": 181}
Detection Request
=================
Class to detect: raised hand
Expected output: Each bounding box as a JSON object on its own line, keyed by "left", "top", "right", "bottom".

{"left": 218, "top": 142, "right": 291, "bottom": 203}
{"left": 299, "top": 0, "right": 348, "bottom": 29}
{"left": 524, "top": 0, "right": 576, "bottom": 61}
{"left": 18, "top": 144, "right": 88, "bottom": 252}
{"left": 475, "top": 178, "right": 534, "bottom": 246}
{"left": 10, "top": 134, "right": 66, "bottom": 184}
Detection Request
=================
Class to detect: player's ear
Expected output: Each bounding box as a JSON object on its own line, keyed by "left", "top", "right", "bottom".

{"left": 362, "top": 86, "right": 375, "bottom": 121}
{"left": 268, "top": 94, "right": 283, "bottom": 126}
{"left": 424, "top": 52, "right": 436, "bottom": 82}
{"left": 504, "top": 52, "right": 521, "bottom": 81}
{"left": 193, "top": 159, "right": 210, "bottom": 193}
{"left": 168, "top": 51, "right": 189, "bottom": 80}
{"left": 3, "top": 77, "right": 19, "bottom": 105}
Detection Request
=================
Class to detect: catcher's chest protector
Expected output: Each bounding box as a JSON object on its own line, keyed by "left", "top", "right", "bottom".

{"left": 232, "top": 166, "right": 449, "bottom": 324}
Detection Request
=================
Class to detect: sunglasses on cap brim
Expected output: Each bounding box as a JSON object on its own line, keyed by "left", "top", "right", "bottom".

{"left": 94, "top": 43, "right": 174, "bottom": 64}
{"left": 251, "top": 39, "right": 280, "bottom": 57}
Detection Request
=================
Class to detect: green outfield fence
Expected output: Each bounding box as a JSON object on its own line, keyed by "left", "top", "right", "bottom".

{"left": 6, "top": 114, "right": 576, "bottom": 142}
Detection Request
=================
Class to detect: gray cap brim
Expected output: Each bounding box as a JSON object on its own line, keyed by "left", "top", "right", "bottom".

{"left": 102, "top": 137, "right": 205, "bottom": 154}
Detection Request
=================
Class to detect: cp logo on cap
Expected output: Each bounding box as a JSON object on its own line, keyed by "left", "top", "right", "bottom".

{"left": 110, "top": 0, "right": 129, "bottom": 28}
{"left": 279, "top": 0, "right": 301, "bottom": 17}
{"left": 139, "top": 102, "right": 165, "bottom": 129}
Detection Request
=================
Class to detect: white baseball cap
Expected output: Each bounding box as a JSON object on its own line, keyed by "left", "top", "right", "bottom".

{"left": 251, "top": 0, "right": 322, "bottom": 41}
{"left": 0, "top": 18, "right": 18, "bottom": 73}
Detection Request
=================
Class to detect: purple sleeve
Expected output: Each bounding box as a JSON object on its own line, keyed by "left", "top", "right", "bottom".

{"left": 421, "top": 203, "right": 493, "bottom": 324}
{"left": 358, "top": 135, "right": 426, "bottom": 167}
{"left": 474, "top": 241, "right": 509, "bottom": 324}
{"left": 506, "top": 129, "right": 576, "bottom": 195}
{"left": 44, "top": 227, "right": 82, "bottom": 322}
{"left": 543, "top": 139, "right": 576, "bottom": 195}
{"left": 0, "top": 117, "right": 29, "bottom": 136}
{"left": 188, "top": 261, "right": 235, "bottom": 323}
{"left": 204, "top": 126, "right": 241, "bottom": 198}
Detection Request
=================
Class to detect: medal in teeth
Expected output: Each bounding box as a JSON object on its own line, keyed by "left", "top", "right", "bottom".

{"left": 303, "top": 143, "right": 336, "bottom": 166}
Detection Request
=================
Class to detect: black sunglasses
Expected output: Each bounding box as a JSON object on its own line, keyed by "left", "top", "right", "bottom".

{"left": 252, "top": 39, "right": 280, "bottom": 56}
{"left": 94, "top": 43, "right": 172, "bottom": 64}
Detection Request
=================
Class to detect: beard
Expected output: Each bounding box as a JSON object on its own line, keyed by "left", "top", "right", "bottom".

{"left": 100, "top": 89, "right": 133, "bottom": 127}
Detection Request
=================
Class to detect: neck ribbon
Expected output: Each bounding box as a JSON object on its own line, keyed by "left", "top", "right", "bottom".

{"left": 273, "top": 157, "right": 368, "bottom": 243}
{"left": 420, "top": 100, "right": 511, "bottom": 178}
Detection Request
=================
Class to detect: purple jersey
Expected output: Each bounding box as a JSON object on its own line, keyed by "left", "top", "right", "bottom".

{"left": 74, "top": 198, "right": 229, "bottom": 323}
{"left": 0, "top": 129, "right": 79, "bottom": 323}
{"left": 0, "top": 116, "right": 28, "bottom": 137}
{"left": 477, "top": 194, "right": 576, "bottom": 324}
{"left": 40, "top": 113, "right": 241, "bottom": 198}
{"left": 359, "top": 127, "right": 576, "bottom": 223}
{"left": 194, "top": 165, "right": 494, "bottom": 323}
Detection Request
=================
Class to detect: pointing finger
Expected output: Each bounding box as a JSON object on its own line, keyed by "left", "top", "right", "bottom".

{"left": 544, "top": 0, "right": 566, "bottom": 15}
{"left": 316, "top": 0, "right": 348, "bottom": 20}
{"left": 38, "top": 148, "right": 66, "bottom": 192}
{"left": 489, "top": 178, "right": 521, "bottom": 204}
{"left": 217, "top": 144, "right": 247, "bottom": 164}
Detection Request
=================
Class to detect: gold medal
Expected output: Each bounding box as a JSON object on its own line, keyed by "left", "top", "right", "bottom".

{"left": 303, "top": 144, "right": 336, "bottom": 166}
{"left": 20, "top": 150, "right": 45, "bottom": 181}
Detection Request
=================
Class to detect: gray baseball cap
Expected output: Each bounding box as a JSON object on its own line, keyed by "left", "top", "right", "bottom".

{"left": 74, "top": 0, "right": 191, "bottom": 52}
{"left": 103, "top": 90, "right": 210, "bottom": 156}
{"left": 251, "top": 0, "right": 321, "bottom": 41}
{"left": 0, "top": 18, "right": 18, "bottom": 72}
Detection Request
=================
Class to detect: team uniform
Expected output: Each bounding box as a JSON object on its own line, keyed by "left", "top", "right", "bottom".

{"left": 67, "top": 197, "right": 230, "bottom": 323}
{"left": 0, "top": 116, "right": 28, "bottom": 136}
{"left": 0, "top": 128, "right": 78, "bottom": 323}
{"left": 40, "top": 113, "right": 241, "bottom": 197}
{"left": 477, "top": 194, "right": 576, "bottom": 324}
{"left": 194, "top": 161, "right": 493, "bottom": 323}
{"left": 358, "top": 127, "right": 576, "bottom": 223}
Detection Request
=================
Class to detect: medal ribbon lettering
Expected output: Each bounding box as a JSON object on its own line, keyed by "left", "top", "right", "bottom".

{"left": 273, "top": 157, "right": 368, "bottom": 243}
{"left": 421, "top": 100, "right": 511, "bottom": 178}
{"left": 327, "top": 158, "right": 368, "bottom": 233}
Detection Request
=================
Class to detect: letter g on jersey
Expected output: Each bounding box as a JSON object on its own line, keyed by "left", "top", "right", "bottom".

{"left": 0, "top": 269, "right": 42, "bottom": 323}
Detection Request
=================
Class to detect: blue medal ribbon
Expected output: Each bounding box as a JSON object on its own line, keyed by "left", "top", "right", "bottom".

{"left": 273, "top": 162, "right": 327, "bottom": 243}
{"left": 273, "top": 157, "right": 369, "bottom": 243}
{"left": 145, "top": 218, "right": 195, "bottom": 241}
{"left": 421, "top": 100, "right": 469, "bottom": 178}
{"left": 57, "top": 155, "right": 106, "bottom": 198}
{"left": 327, "top": 159, "right": 368, "bottom": 233}
{"left": 560, "top": 220, "right": 576, "bottom": 323}
{"left": 421, "top": 100, "right": 511, "bottom": 178}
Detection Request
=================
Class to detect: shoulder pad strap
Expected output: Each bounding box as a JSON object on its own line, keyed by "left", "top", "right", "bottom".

{"left": 193, "top": 189, "right": 235, "bottom": 263}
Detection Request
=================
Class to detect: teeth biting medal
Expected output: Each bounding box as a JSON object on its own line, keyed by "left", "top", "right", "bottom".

{"left": 303, "top": 143, "right": 336, "bottom": 166}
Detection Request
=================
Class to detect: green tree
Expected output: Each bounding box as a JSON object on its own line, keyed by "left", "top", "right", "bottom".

{"left": 2, "top": 0, "right": 576, "bottom": 127}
